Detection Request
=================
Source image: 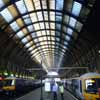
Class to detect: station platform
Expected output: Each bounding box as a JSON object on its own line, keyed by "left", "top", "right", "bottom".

{"left": 16, "top": 87, "right": 78, "bottom": 100}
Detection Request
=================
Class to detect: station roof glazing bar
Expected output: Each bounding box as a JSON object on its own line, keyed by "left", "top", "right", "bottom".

{"left": 0, "top": 0, "right": 96, "bottom": 72}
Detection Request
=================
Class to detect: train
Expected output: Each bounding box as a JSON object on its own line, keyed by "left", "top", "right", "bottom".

{"left": 65, "top": 72, "right": 100, "bottom": 100}
{"left": 0, "top": 77, "right": 41, "bottom": 96}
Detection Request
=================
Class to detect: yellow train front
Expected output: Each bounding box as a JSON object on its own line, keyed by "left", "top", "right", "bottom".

{"left": 66, "top": 72, "right": 100, "bottom": 100}
{"left": 81, "top": 73, "right": 100, "bottom": 100}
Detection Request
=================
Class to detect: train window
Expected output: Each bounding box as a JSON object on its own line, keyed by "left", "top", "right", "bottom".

{"left": 85, "top": 79, "right": 97, "bottom": 93}
{"left": 3, "top": 79, "right": 15, "bottom": 86}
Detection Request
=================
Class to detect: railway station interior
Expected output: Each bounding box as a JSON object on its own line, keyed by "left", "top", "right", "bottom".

{"left": 0, "top": 0, "right": 100, "bottom": 100}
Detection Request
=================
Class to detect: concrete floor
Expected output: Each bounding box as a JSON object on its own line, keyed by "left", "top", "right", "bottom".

{"left": 16, "top": 87, "right": 78, "bottom": 100}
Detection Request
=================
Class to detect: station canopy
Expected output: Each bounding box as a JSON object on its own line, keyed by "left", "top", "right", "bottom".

{"left": 0, "top": 0, "right": 96, "bottom": 72}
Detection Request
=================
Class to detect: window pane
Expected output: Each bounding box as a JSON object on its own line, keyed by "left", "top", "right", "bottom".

{"left": 67, "top": 28, "right": 73, "bottom": 35}
{"left": 16, "top": 0, "right": 27, "bottom": 14}
{"left": 27, "top": 25, "right": 34, "bottom": 32}
{"left": 50, "top": 0, "right": 55, "bottom": 9}
{"left": 1, "top": 8, "right": 13, "bottom": 23}
{"left": 56, "top": 0, "right": 64, "bottom": 10}
{"left": 16, "top": 31, "right": 24, "bottom": 38}
{"left": 10, "top": 21, "right": 20, "bottom": 32}
{"left": 0, "top": 0, "right": 5, "bottom": 8}
{"left": 65, "top": 35, "right": 70, "bottom": 41}
{"left": 76, "top": 21, "right": 83, "bottom": 32}
{"left": 24, "top": 0, "right": 34, "bottom": 12}
{"left": 37, "top": 12, "right": 43, "bottom": 21}
{"left": 34, "top": 23, "right": 40, "bottom": 30}
{"left": 72, "top": 1, "right": 82, "bottom": 16}
{"left": 69, "top": 17, "right": 77, "bottom": 28}
{"left": 30, "top": 13, "right": 38, "bottom": 22}
{"left": 21, "top": 38, "right": 28, "bottom": 43}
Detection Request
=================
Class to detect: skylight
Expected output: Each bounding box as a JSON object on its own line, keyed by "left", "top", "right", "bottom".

{"left": 0, "top": 0, "right": 94, "bottom": 72}
{"left": 72, "top": 1, "right": 82, "bottom": 16}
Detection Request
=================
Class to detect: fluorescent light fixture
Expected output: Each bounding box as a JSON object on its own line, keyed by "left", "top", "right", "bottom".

{"left": 1, "top": 8, "right": 13, "bottom": 23}
{"left": 72, "top": 1, "right": 82, "bottom": 16}
{"left": 69, "top": 17, "right": 77, "bottom": 28}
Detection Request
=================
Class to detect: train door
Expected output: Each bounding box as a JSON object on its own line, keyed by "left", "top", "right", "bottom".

{"left": 83, "top": 78, "right": 100, "bottom": 100}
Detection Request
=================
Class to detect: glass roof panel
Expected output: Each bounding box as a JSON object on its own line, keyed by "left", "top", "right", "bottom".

{"left": 72, "top": 1, "right": 82, "bottom": 16}
{"left": 21, "top": 37, "right": 28, "bottom": 43}
{"left": 16, "top": 31, "right": 24, "bottom": 38}
{"left": 27, "top": 25, "right": 34, "bottom": 32}
{"left": 28, "top": 47, "right": 34, "bottom": 51}
{"left": 0, "top": 8, "right": 13, "bottom": 23}
{"left": 40, "top": 22, "right": 45, "bottom": 29}
{"left": 36, "top": 31, "right": 41, "bottom": 37}
{"left": 42, "top": 0, "right": 47, "bottom": 9}
{"left": 76, "top": 21, "right": 83, "bottom": 32}
{"left": 67, "top": 28, "right": 73, "bottom": 35}
{"left": 34, "top": 23, "right": 40, "bottom": 30}
{"left": 24, "top": 0, "right": 34, "bottom": 12}
{"left": 25, "top": 42, "right": 31, "bottom": 48}
{"left": 0, "top": 0, "right": 94, "bottom": 70}
{"left": 8, "top": 5, "right": 18, "bottom": 18}
{"left": 50, "top": 0, "right": 55, "bottom": 9}
{"left": 37, "top": 12, "right": 43, "bottom": 21}
{"left": 69, "top": 17, "right": 77, "bottom": 28}
{"left": 56, "top": 0, "right": 64, "bottom": 10}
{"left": 23, "top": 15, "right": 31, "bottom": 25}
{"left": 34, "top": 0, "right": 41, "bottom": 10}
{"left": 31, "top": 33, "right": 36, "bottom": 38}
{"left": 30, "top": 13, "right": 38, "bottom": 22}
{"left": 43, "top": 11, "right": 48, "bottom": 20}
{"left": 0, "top": 0, "right": 4, "bottom": 8}
{"left": 50, "top": 11, "right": 55, "bottom": 21}
{"left": 16, "top": 18, "right": 24, "bottom": 28}
{"left": 16, "top": 0, "right": 27, "bottom": 14}
{"left": 10, "top": 21, "right": 20, "bottom": 32}
{"left": 65, "top": 35, "right": 70, "bottom": 41}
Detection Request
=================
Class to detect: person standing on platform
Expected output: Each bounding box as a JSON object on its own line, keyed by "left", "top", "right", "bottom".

{"left": 52, "top": 82, "right": 58, "bottom": 100}
{"left": 59, "top": 82, "right": 64, "bottom": 100}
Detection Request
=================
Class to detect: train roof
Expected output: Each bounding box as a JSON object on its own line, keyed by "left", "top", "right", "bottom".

{"left": 80, "top": 72, "right": 100, "bottom": 78}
